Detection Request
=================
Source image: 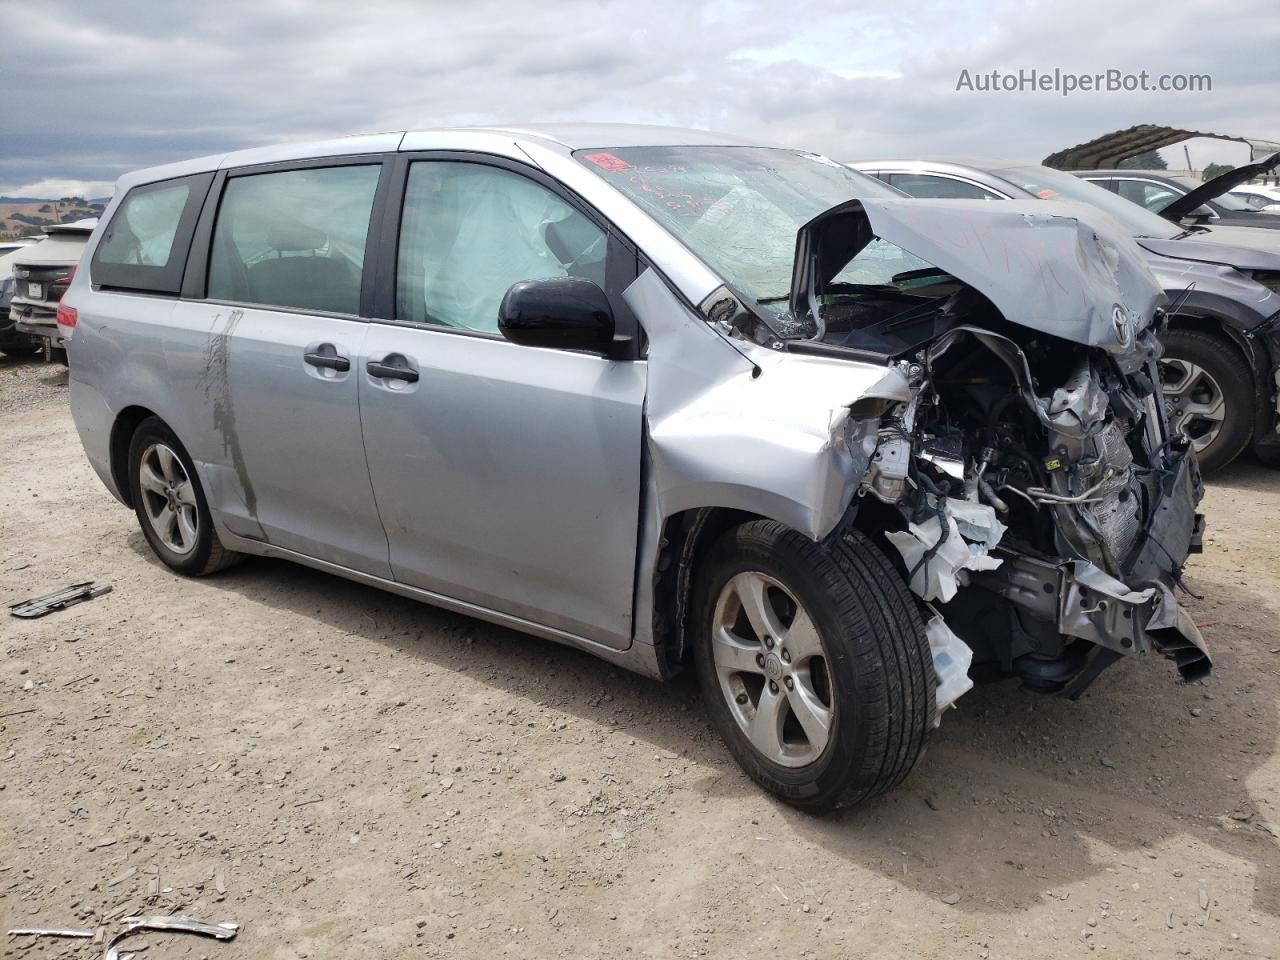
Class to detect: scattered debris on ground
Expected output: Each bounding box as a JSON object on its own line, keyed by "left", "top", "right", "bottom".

{"left": 9, "top": 580, "right": 112, "bottom": 618}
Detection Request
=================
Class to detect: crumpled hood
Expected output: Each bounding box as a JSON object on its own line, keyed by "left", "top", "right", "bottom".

{"left": 792, "top": 197, "right": 1166, "bottom": 354}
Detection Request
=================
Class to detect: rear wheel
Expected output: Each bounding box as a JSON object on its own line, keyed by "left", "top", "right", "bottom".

{"left": 127, "top": 417, "right": 240, "bottom": 576}
{"left": 692, "top": 521, "right": 934, "bottom": 811}
{"left": 1159, "top": 329, "right": 1253, "bottom": 473}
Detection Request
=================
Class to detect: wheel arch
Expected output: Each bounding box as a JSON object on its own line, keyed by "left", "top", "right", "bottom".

{"left": 652, "top": 507, "right": 761, "bottom": 676}
{"left": 650, "top": 498, "right": 902, "bottom": 676}
{"left": 109, "top": 405, "right": 160, "bottom": 508}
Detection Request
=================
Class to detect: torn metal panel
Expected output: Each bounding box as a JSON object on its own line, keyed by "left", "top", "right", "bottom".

{"left": 972, "top": 551, "right": 1211, "bottom": 679}
{"left": 885, "top": 498, "right": 1006, "bottom": 604}
{"left": 624, "top": 268, "right": 911, "bottom": 542}
{"left": 104, "top": 915, "right": 239, "bottom": 960}
{"left": 926, "top": 611, "right": 974, "bottom": 725}
{"left": 9, "top": 581, "right": 112, "bottom": 618}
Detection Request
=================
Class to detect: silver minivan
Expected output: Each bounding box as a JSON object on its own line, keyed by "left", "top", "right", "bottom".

{"left": 65, "top": 125, "right": 1210, "bottom": 809}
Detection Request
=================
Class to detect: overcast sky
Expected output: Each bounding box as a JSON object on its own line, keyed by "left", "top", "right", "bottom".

{"left": 2, "top": 0, "right": 1278, "bottom": 198}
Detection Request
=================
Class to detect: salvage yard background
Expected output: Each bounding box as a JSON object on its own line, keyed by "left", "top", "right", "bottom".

{"left": 2, "top": 352, "right": 1279, "bottom": 959}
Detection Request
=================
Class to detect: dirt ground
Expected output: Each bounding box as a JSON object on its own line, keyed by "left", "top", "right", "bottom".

{"left": 2, "top": 349, "right": 1279, "bottom": 960}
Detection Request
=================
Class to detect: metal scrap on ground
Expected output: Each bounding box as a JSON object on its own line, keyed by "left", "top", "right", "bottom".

{"left": 8, "top": 581, "right": 112, "bottom": 618}
{"left": 104, "top": 915, "right": 240, "bottom": 960}
{"left": 8, "top": 926, "right": 95, "bottom": 938}
{"left": 9, "top": 915, "right": 239, "bottom": 958}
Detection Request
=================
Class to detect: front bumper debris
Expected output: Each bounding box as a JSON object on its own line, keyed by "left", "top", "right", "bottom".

{"left": 973, "top": 444, "right": 1210, "bottom": 686}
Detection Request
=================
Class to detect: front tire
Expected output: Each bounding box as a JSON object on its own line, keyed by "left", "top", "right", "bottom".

{"left": 127, "top": 417, "right": 240, "bottom": 576}
{"left": 1160, "top": 329, "right": 1253, "bottom": 473}
{"left": 692, "top": 521, "right": 934, "bottom": 811}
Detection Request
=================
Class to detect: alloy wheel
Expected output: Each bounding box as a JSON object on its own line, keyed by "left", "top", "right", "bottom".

{"left": 1159, "top": 357, "right": 1226, "bottom": 455}
{"left": 138, "top": 442, "right": 199, "bottom": 556}
{"left": 711, "top": 571, "right": 833, "bottom": 768}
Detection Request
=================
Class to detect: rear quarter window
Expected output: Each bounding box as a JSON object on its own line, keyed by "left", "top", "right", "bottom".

{"left": 92, "top": 173, "right": 213, "bottom": 294}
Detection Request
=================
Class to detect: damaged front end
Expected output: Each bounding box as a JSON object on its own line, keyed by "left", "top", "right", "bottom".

{"left": 787, "top": 199, "right": 1211, "bottom": 707}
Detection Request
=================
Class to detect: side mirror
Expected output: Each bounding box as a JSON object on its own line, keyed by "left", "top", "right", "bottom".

{"left": 498, "top": 277, "right": 616, "bottom": 354}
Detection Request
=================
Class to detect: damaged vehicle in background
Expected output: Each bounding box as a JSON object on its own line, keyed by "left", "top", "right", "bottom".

{"left": 1061, "top": 153, "right": 1280, "bottom": 234}
{"left": 1, "top": 240, "right": 43, "bottom": 355}
{"left": 63, "top": 126, "right": 1209, "bottom": 810}
{"left": 9, "top": 219, "right": 97, "bottom": 363}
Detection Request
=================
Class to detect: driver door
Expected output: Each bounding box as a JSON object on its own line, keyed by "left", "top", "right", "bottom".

{"left": 358, "top": 156, "right": 646, "bottom": 648}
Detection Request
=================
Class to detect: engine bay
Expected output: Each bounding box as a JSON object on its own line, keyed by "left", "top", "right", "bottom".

{"left": 853, "top": 298, "right": 1211, "bottom": 705}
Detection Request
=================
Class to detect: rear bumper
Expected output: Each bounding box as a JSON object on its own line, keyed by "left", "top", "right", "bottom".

{"left": 11, "top": 305, "right": 61, "bottom": 343}
{"left": 0, "top": 310, "right": 37, "bottom": 347}
{"left": 69, "top": 376, "right": 126, "bottom": 505}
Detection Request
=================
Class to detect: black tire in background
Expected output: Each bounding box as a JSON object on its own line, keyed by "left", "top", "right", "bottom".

{"left": 692, "top": 521, "right": 934, "bottom": 812}
{"left": 1161, "top": 328, "right": 1254, "bottom": 473}
{"left": 127, "top": 416, "right": 241, "bottom": 576}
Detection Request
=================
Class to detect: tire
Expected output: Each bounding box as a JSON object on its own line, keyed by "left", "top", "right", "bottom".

{"left": 692, "top": 520, "right": 934, "bottom": 811}
{"left": 127, "top": 416, "right": 241, "bottom": 576}
{"left": 1160, "top": 329, "right": 1253, "bottom": 473}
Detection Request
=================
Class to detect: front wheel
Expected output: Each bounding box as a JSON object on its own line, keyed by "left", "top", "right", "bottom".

{"left": 692, "top": 521, "right": 934, "bottom": 811}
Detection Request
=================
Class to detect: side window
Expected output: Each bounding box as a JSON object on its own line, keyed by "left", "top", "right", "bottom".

{"left": 888, "top": 173, "right": 1001, "bottom": 200}
{"left": 208, "top": 165, "right": 380, "bottom": 315}
{"left": 91, "top": 173, "right": 212, "bottom": 294}
{"left": 1114, "top": 179, "right": 1181, "bottom": 212}
{"left": 396, "top": 162, "right": 608, "bottom": 333}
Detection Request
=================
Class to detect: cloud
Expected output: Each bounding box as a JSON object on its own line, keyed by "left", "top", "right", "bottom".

{"left": 1, "top": 178, "right": 114, "bottom": 200}
{"left": 1, "top": 0, "right": 1277, "bottom": 195}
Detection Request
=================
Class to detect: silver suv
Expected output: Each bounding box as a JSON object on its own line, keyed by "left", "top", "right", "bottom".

{"left": 65, "top": 125, "right": 1209, "bottom": 809}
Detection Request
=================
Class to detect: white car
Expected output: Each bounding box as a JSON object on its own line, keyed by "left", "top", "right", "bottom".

{"left": 8, "top": 218, "right": 97, "bottom": 362}
{"left": 1228, "top": 184, "right": 1280, "bottom": 213}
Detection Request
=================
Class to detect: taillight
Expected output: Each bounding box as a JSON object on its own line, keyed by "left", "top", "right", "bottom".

{"left": 56, "top": 301, "right": 77, "bottom": 329}
{"left": 51, "top": 265, "right": 76, "bottom": 291}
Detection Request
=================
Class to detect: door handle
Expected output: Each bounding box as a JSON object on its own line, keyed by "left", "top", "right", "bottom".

{"left": 366, "top": 359, "right": 419, "bottom": 383}
{"left": 304, "top": 351, "right": 350, "bottom": 372}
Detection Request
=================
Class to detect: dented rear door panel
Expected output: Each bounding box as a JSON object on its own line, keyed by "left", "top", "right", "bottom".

{"left": 167, "top": 299, "right": 390, "bottom": 576}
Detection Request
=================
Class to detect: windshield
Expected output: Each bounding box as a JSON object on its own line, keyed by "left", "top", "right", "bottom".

{"left": 993, "top": 165, "right": 1183, "bottom": 239}
{"left": 573, "top": 145, "right": 906, "bottom": 331}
